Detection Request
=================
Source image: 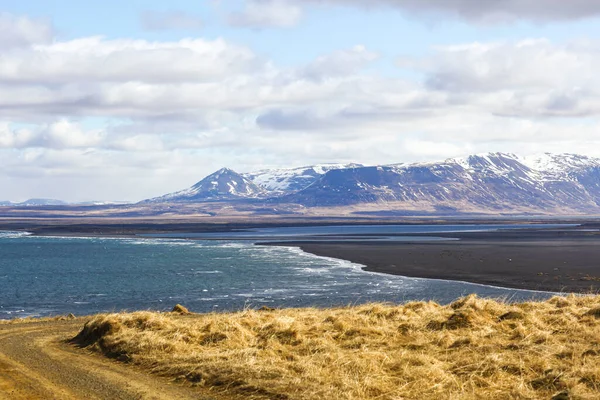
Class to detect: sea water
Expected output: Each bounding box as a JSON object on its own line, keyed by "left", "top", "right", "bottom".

{"left": 0, "top": 225, "right": 567, "bottom": 319}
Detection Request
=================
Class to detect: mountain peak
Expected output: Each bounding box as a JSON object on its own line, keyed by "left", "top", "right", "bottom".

{"left": 243, "top": 163, "right": 365, "bottom": 194}
{"left": 213, "top": 167, "right": 236, "bottom": 175}
{"left": 146, "top": 167, "right": 264, "bottom": 203}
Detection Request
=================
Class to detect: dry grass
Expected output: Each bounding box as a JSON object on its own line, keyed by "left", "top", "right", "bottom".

{"left": 0, "top": 313, "right": 78, "bottom": 324}
{"left": 72, "top": 295, "right": 600, "bottom": 399}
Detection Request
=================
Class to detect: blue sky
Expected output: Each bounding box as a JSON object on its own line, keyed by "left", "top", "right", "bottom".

{"left": 1, "top": 0, "right": 600, "bottom": 201}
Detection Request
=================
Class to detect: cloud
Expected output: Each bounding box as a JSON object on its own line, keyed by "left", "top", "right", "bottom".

{"left": 2, "top": 34, "right": 599, "bottom": 124}
{"left": 402, "top": 139, "right": 472, "bottom": 158}
{"left": 256, "top": 109, "right": 329, "bottom": 131}
{"left": 0, "top": 13, "right": 54, "bottom": 49}
{"left": 228, "top": 0, "right": 303, "bottom": 28}
{"left": 413, "top": 39, "right": 600, "bottom": 117}
{"left": 140, "top": 10, "right": 204, "bottom": 31}
{"left": 0, "top": 37, "right": 258, "bottom": 85}
{"left": 300, "top": 45, "right": 379, "bottom": 81}
{"left": 0, "top": 41, "right": 382, "bottom": 121}
{"left": 421, "top": 40, "right": 595, "bottom": 92}
{"left": 0, "top": 123, "right": 37, "bottom": 148}
{"left": 0, "top": 120, "right": 104, "bottom": 149}
{"left": 295, "top": 0, "right": 600, "bottom": 23}
{"left": 3, "top": 29, "right": 600, "bottom": 201}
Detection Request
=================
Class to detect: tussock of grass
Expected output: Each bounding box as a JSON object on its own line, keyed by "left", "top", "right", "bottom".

{"left": 72, "top": 295, "right": 600, "bottom": 399}
{"left": 171, "top": 304, "right": 191, "bottom": 314}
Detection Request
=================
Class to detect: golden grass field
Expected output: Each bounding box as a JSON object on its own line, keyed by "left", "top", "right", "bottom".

{"left": 71, "top": 295, "right": 600, "bottom": 400}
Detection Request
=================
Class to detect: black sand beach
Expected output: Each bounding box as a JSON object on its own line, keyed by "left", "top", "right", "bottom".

{"left": 296, "top": 239, "right": 600, "bottom": 293}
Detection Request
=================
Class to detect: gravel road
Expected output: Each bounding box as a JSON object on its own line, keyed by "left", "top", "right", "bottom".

{"left": 0, "top": 319, "right": 223, "bottom": 399}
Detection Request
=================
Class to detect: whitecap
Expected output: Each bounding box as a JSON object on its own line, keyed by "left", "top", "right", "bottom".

{"left": 0, "top": 231, "right": 32, "bottom": 238}
{"left": 193, "top": 270, "right": 223, "bottom": 274}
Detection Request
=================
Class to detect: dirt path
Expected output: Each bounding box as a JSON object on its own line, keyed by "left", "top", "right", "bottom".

{"left": 0, "top": 320, "right": 222, "bottom": 399}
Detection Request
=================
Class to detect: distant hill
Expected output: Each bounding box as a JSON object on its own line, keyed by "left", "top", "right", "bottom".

{"left": 0, "top": 199, "right": 69, "bottom": 207}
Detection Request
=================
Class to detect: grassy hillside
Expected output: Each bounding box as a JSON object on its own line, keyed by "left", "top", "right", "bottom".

{"left": 73, "top": 295, "right": 600, "bottom": 399}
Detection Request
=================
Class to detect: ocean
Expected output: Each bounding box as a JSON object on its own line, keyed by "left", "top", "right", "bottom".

{"left": 0, "top": 225, "right": 566, "bottom": 319}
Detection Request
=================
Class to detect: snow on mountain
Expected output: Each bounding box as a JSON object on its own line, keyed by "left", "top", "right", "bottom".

{"left": 244, "top": 163, "right": 364, "bottom": 194}
{"left": 146, "top": 168, "right": 266, "bottom": 202}
{"left": 142, "top": 153, "right": 600, "bottom": 214}
{"left": 284, "top": 152, "right": 600, "bottom": 212}
{"left": 518, "top": 153, "right": 600, "bottom": 178}
{"left": 74, "top": 201, "right": 130, "bottom": 206}
{"left": 17, "top": 199, "right": 69, "bottom": 206}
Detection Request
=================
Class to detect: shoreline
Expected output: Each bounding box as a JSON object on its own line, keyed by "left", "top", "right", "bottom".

{"left": 284, "top": 242, "right": 562, "bottom": 296}
{"left": 279, "top": 239, "right": 600, "bottom": 294}
{"left": 5, "top": 220, "right": 600, "bottom": 294}
{"left": 0, "top": 217, "right": 592, "bottom": 236}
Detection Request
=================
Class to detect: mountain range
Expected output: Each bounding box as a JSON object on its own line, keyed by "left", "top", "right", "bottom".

{"left": 143, "top": 153, "right": 600, "bottom": 215}
{"left": 0, "top": 199, "right": 129, "bottom": 207}
{"left": 0, "top": 199, "right": 69, "bottom": 207}
{"left": 144, "top": 164, "right": 364, "bottom": 203}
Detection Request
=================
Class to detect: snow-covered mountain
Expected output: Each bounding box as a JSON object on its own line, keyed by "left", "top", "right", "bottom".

{"left": 518, "top": 153, "right": 600, "bottom": 178}
{"left": 146, "top": 168, "right": 266, "bottom": 203}
{"left": 243, "top": 163, "right": 363, "bottom": 195}
{"left": 2, "top": 199, "right": 69, "bottom": 207}
{"left": 143, "top": 153, "right": 600, "bottom": 214}
{"left": 73, "top": 201, "right": 130, "bottom": 206}
{"left": 22, "top": 198, "right": 69, "bottom": 206}
{"left": 285, "top": 153, "right": 600, "bottom": 212}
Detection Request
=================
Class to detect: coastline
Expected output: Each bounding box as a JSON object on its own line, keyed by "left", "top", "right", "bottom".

{"left": 5, "top": 219, "right": 600, "bottom": 294}
{"left": 282, "top": 239, "right": 600, "bottom": 294}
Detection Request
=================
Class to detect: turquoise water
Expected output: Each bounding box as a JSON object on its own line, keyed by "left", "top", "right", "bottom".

{"left": 0, "top": 225, "right": 566, "bottom": 319}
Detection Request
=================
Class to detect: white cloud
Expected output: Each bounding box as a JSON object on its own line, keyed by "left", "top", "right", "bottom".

{"left": 2, "top": 35, "right": 599, "bottom": 131}
{"left": 413, "top": 39, "right": 600, "bottom": 117}
{"left": 0, "top": 13, "right": 54, "bottom": 49}
{"left": 228, "top": 0, "right": 303, "bottom": 28}
{"left": 402, "top": 139, "right": 473, "bottom": 159}
{"left": 0, "top": 120, "right": 104, "bottom": 149}
{"left": 140, "top": 10, "right": 204, "bottom": 31}
{"left": 422, "top": 40, "right": 596, "bottom": 92}
{"left": 0, "top": 37, "right": 258, "bottom": 85}
{"left": 0, "top": 123, "right": 36, "bottom": 148}
{"left": 43, "top": 120, "right": 105, "bottom": 149}
{"left": 300, "top": 45, "right": 379, "bottom": 81}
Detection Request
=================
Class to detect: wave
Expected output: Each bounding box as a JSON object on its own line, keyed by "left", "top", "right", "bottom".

{"left": 409, "top": 275, "right": 562, "bottom": 297}
{"left": 192, "top": 270, "right": 223, "bottom": 274}
{"left": 278, "top": 245, "right": 370, "bottom": 272}
{"left": 284, "top": 244, "right": 560, "bottom": 298}
{"left": 0, "top": 231, "right": 32, "bottom": 238}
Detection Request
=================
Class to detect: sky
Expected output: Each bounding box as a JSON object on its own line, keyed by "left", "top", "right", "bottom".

{"left": 1, "top": 0, "right": 600, "bottom": 202}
